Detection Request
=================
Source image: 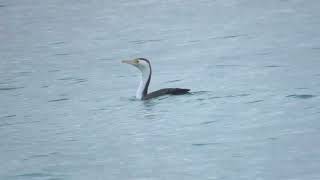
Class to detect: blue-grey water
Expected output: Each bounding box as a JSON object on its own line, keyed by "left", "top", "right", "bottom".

{"left": 1, "top": 0, "right": 320, "bottom": 179}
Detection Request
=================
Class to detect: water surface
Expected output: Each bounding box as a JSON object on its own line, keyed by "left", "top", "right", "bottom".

{"left": 1, "top": 0, "right": 320, "bottom": 179}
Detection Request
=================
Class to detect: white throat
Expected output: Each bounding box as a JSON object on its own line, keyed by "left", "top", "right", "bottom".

{"left": 136, "top": 67, "right": 150, "bottom": 99}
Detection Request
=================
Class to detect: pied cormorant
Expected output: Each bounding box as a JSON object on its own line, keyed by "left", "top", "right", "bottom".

{"left": 122, "top": 58, "right": 190, "bottom": 100}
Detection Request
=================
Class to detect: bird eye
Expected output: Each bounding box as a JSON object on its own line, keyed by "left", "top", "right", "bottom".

{"left": 135, "top": 60, "right": 139, "bottom": 63}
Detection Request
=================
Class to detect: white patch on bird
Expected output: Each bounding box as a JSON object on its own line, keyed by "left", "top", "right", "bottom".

{"left": 132, "top": 59, "right": 151, "bottom": 99}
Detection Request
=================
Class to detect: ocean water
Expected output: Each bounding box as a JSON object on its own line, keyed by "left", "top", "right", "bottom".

{"left": 1, "top": 0, "right": 320, "bottom": 179}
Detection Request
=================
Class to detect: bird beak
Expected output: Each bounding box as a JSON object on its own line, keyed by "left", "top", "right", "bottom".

{"left": 122, "top": 60, "right": 137, "bottom": 65}
{"left": 122, "top": 60, "right": 134, "bottom": 65}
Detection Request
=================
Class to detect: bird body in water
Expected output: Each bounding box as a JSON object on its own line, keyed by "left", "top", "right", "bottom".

{"left": 122, "top": 58, "right": 190, "bottom": 100}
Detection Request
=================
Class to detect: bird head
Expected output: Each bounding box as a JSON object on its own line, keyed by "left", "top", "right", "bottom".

{"left": 122, "top": 58, "right": 151, "bottom": 73}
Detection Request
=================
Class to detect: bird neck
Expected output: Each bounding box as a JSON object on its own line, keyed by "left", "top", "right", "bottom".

{"left": 136, "top": 67, "right": 151, "bottom": 100}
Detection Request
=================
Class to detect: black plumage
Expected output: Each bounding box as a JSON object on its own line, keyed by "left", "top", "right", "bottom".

{"left": 143, "top": 88, "right": 190, "bottom": 100}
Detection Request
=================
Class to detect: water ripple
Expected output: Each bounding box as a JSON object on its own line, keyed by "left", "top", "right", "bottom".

{"left": 28, "top": 152, "right": 58, "bottom": 158}
{"left": 97, "top": 58, "right": 113, "bottom": 61}
{"left": 189, "top": 91, "right": 250, "bottom": 102}
{"left": 57, "top": 77, "right": 74, "bottom": 81}
{"left": 268, "top": 137, "right": 279, "bottom": 141}
{"left": 54, "top": 53, "right": 70, "bottom": 56}
{"left": 225, "top": 93, "right": 250, "bottom": 98}
{"left": 48, "top": 98, "right": 69, "bottom": 102}
{"left": 165, "top": 79, "right": 183, "bottom": 83}
{"left": 15, "top": 172, "right": 64, "bottom": 180}
{"left": 215, "top": 64, "right": 242, "bottom": 68}
{"left": 129, "top": 39, "right": 163, "bottom": 45}
{"left": 209, "top": 34, "right": 248, "bottom": 40}
{"left": 0, "top": 86, "right": 24, "bottom": 91}
{"left": 1, "top": 114, "right": 16, "bottom": 118}
{"left": 57, "top": 77, "right": 87, "bottom": 84}
{"left": 0, "top": 120, "right": 40, "bottom": 128}
{"left": 49, "top": 69, "right": 60, "bottom": 72}
{"left": 286, "top": 94, "right": 316, "bottom": 99}
{"left": 208, "top": 96, "right": 222, "bottom": 99}
{"left": 256, "top": 52, "right": 272, "bottom": 56}
{"left": 246, "top": 100, "right": 264, "bottom": 104}
{"left": 191, "top": 91, "right": 212, "bottom": 95}
{"left": 264, "top": 65, "right": 281, "bottom": 68}
{"left": 16, "top": 173, "right": 49, "bottom": 178}
{"left": 192, "top": 142, "right": 221, "bottom": 146}
{"left": 50, "top": 41, "right": 65, "bottom": 45}
{"left": 200, "top": 120, "right": 218, "bottom": 125}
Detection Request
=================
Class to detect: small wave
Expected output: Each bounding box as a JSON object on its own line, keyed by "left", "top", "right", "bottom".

{"left": 129, "top": 39, "right": 163, "bottom": 45}
{"left": 286, "top": 94, "right": 316, "bottom": 99}
{"left": 1, "top": 115, "right": 16, "bottom": 118}
{"left": 97, "top": 58, "right": 112, "bottom": 61}
{"left": 58, "top": 77, "right": 74, "bottom": 81}
{"left": 50, "top": 41, "right": 65, "bottom": 45}
{"left": 15, "top": 172, "right": 64, "bottom": 180}
{"left": 70, "top": 78, "right": 87, "bottom": 84}
{"left": 189, "top": 92, "right": 249, "bottom": 101}
{"left": 29, "top": 154, "right": 51, "bottom": 158}
{"left": 0, "top": 87, "right": 24, "bottom": 91}
{"left": 48, "top": 69, "right": 60, "bottom": 72}
{"left": 54, "top": 53, "right": 70, "bottom": 56}
{"left": 208, "top": 96, "right": 222, "bottom": 99}
{"left": 200, "top": 120, "right": 217, "bottom": 125}
{"left": 196, "top": 98, "right": 205, "bottom": 101}
{"left": 192, "top": 142, "right": 220, "bottom": 146}
{"left": 215, "top": 64, "right": 242, "bottom": 67}
{"left": 268, "top": 137, "right": 279, "bottom": 141}
{"left": 237, "top": 93, "right": 250, "bottom": 97}
{"left": 264, "top": 65, "right": 281, "bottom": 68}
{"left": 246, "top": 100, "right": 264, "bottom": 104}
{"left": 187, "top": 39, "right": 201, "bottom": 43}
{"left": 41, "top": 85, "right": 49, "bottom": 88}
{"left": 191, "top": 90, "right": 212, "bottom": 95}
{"left": 57, "top": 77, "right": 87, "bottom": 84}
{"left": 0, "top": 120, "right": 40, "bottom": 128}
{"left": 16, "top": 173, "right": 49, "bottom": 178}
{"left": 225, "top": 93, "right": 250, "bottom": 98}
{"left": 210, "top": 34, "right": 248, "bottom": 40}
{"left": 165, "top": 79, "right": 182, "bottom": 83}
{"left": 157, "top": 96, "right": 170, "bottom": 101}
{"left": 18, "top": 71, "right": 33, "bottom": 75}
{"left": 48, "top": 98, "right": 69, "bottom": 102}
